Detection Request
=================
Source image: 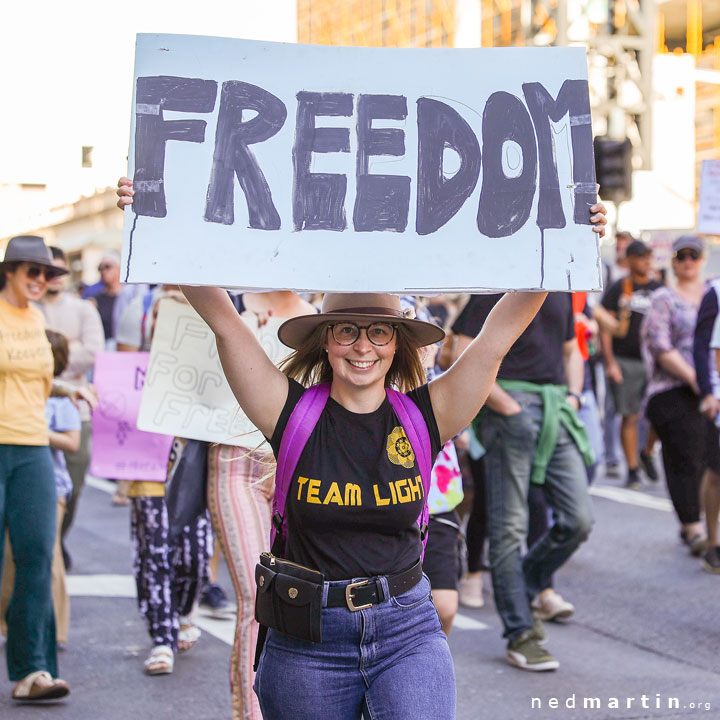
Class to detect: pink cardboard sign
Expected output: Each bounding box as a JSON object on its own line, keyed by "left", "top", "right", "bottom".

{"left": 91, "top": 351, "right": 173, "bottom": 481}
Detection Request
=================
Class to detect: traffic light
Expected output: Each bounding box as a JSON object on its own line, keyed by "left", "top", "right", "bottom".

{"left": 594, "top": 136, "right": 632, "bottom": 204}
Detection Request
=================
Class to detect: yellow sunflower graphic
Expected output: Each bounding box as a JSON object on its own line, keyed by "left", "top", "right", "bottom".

{"left": 386, "top": 426, "right": 415, "bottom": 469}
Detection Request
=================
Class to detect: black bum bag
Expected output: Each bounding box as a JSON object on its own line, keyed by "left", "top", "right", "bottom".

{"left": 255, "top": 553, "right": 324, "bottom": 644}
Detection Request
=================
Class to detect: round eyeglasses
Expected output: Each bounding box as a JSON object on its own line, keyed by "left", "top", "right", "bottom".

{"left": 330, "top": 322, "right": 396, "bottom": 346}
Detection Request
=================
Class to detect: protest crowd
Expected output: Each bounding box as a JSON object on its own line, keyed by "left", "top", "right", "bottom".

{"left": 4, "top": 203, "right": 720, "bottom": 717}
{"left": 5, "top": 19, "right": 720, "bottom": 716}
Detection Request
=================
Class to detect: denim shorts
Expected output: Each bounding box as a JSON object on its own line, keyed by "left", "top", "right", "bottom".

{"left": 254, "top": 574, "right": 455, "bottom": 720}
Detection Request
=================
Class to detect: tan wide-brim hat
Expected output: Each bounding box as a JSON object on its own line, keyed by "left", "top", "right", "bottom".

{"left": 0, "top": 236, "right": 68, "bottom": 278}
{"left": 277, "top": 293, "right": 445, "bottom": 350}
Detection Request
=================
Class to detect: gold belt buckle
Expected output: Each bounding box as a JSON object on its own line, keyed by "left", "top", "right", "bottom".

{"left": 345, "top": 579, "right": 372, "bottom": 611}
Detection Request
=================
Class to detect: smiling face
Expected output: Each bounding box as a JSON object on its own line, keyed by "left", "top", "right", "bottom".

{"left": 324, "top": 321, "right": 397, "bottom": 393}
{"left": 3, "top": 262, "right": 49, "bottom": 306}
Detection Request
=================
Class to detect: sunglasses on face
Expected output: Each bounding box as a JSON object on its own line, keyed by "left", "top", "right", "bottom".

{"left": 98, "top": 264, "right": 115, "bottom": 272}
{"left": 330, "top": 322, "right": 396, "bottom": 346}
{"left": 674, "top": 249, "right": 701, "bottom": 262}
{"left": 25, "top": 265, "right": 49, "bottom": 280}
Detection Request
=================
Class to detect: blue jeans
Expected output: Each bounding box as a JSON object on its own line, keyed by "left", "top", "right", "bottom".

{"left": 254, "top": 574, "right": 455, "bottom": 719}
{"left": 480, "top": 391, "right": 593, "bottom": 642}
{"left": 578, "top": 389, "right": 603, "bottom": 484}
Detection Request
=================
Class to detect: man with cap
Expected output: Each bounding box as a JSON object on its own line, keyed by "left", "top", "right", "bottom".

{"left": 600, "top": 239, "right": 662, "bottom": 489}
{"left": 86, "top": 250, "right": 147, "bottom": 350}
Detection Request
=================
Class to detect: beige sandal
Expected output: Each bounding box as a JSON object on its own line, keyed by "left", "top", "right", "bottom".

{"left": 178, "top": 618, "right": 201, "bottom": 653}
{"left": 12, "top": 671, "right": 70, "bottom": 701}
{"left": 144, "top": 645, "right": 174, "bottom": 675}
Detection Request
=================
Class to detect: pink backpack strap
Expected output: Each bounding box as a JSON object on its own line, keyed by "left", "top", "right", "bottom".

{"left": 387, "top": 389, "right": 433, "bottom": 560}
{"left": 272, "top": 382, "right": 331, "bottom": 549}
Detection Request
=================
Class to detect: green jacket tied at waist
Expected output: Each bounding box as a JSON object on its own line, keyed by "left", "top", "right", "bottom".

{"left": 478, "top": 380, "right": 595, "bottom": 486}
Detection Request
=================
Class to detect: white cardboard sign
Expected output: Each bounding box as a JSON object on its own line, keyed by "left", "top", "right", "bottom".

{"left": 137, "top": 299, "right": 292, "bottom": 447}
{"left": 122, "top": 34, "right": 601, "bottom": 292}
{"left": 698, "top": 159, "right": 720, "bottom": 235}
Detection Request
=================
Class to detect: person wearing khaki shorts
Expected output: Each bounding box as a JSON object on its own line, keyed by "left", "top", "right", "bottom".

{"left": 600, "top": 239, "right": 661, "bottom": 489}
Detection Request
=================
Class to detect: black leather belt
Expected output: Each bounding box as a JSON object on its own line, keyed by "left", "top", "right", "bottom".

{"left": 326, "top": 560, "right": 423, "bottom": 611}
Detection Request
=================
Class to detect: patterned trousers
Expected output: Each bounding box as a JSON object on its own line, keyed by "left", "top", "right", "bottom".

{"left": 207, "top": 445, "right": 273, "bottom": 720}
{"left": 130, "top": 496, "right": 212, "bottom": 651}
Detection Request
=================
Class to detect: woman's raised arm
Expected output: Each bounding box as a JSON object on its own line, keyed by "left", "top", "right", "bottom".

{"left": 429, "top": 201, "right": 607, "bottom": 443}
{"left": 428, "top": 291, "right": 547, "bottom": 443}
{"left": 116, "top": 178, "right": 288, "bottom": 438}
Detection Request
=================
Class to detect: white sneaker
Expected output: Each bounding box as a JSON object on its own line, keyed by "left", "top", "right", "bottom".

{"left": 459, "top": 573, "right": 484, "bottom": 608}
{"left": 531, "top": 589, "right": 574, "bottom": 622}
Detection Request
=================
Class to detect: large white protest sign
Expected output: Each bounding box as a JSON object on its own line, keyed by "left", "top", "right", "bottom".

{"left": 122, "top": 34, "right": 601, "bottom": 293}
{"left": 698, "top": 159, "right": 720, "bottom": 235}
{"left": 137, "top": 299, "right": 292, "bottom": 446}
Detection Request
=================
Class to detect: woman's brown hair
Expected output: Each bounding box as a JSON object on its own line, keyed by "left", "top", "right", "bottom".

{"left": 279, "top": 323, "right": 426, "bottom": 393}
{"left": 0, "top": 261, "right": 21, "bottom": 292}
{"left": 45, "top": 330, "right": 70, "bottom": 378}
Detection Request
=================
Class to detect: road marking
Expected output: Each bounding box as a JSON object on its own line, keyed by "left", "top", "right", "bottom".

{"left": 453, "top": 613, "right": 489, "bottom": 631}
{"left": 193, "top": 613, "right": 236, "bottom": 645}
{"left": 67, "top": 573, "right": 236, "bottom": 646}
{"left": 590, "top": 485, "right": 672, "bottom": 512}
{"left": 68, "top": 571, "right": 487, "bottom": 649}
{"left": 86, "top": 475, "right": 129, "bottom": 494}
{"left": 67, "top": 574, "right": 136, "bottom": 598}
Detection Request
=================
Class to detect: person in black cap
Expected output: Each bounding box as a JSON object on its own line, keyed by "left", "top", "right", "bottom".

{"left": 0, "top": 236, "right": 71, "bottom": 700}
{"left": 641, "top": 235, "right": 708, "bottom": 555}
{"left": 642, "top": 235, "right": 710, "bottom": 555}
{"left": 600, "top": 239, "right": 662, "bottom": 488}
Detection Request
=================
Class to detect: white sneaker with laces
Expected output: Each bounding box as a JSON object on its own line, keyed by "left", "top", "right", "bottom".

{"left": 531, "top": 588, "right": 574, "bottom": 622}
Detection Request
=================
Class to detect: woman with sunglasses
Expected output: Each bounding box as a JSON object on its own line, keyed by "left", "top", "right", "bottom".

{"left": 641, "top": 236, "right": 710, "bottom": 552}
{"left": 118, "top": 177, "right": 606, "bottom": 719}
{"left": 0, "top": 235, "right": 71, "bottom": 700}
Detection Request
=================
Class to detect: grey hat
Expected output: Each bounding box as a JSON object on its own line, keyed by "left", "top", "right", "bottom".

{"left": 0, "top": 236, "right": 68, "bottom": 278}
{"left": 673, "top": 235, "right": 704, "bottom": 254}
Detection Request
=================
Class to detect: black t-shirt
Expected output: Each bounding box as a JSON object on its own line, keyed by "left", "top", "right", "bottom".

{"left": 95, "top": 292, "right": 117, "bottom": 341}
{"left": 269, "top": 379, "right": 442, "bottom": 580}
{"left": 601, "top": 277, "right": 662, "bottom": 359}
{"left": 452, "top": 293, "right": 574, "bottom": 385}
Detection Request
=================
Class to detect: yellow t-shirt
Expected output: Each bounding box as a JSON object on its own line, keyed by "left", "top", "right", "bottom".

{"left": 0, "top": 298, "right": 53, "bottom": 445}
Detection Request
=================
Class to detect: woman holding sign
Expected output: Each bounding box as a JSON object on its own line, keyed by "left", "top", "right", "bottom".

{"left": 118, "top": 177, "right": 605, "bottom": 719}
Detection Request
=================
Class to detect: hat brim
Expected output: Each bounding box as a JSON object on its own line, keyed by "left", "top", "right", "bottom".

{"left": 278, "top": 312, "right": 445, "bottom": 350}
{"left": 0, "top": 260, "right": 68, "bottom": 279}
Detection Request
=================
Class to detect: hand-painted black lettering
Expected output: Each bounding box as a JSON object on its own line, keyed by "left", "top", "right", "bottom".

{"left": 293, "top": 92, "right": 353, "bottom": 231}
{"left": 353, "top": 94, "right": 410, "bottom": 232}
{"left": 477, "top": 92, "right": 537, "bottom": 238}
{"left": 134, "top": 76, "right": 217, "bottom": 218}
{"left": 522, "top": 80, "right": 596, "bottom": 228}
{"left": 205, "top": 82, "right": 287, "bottom": 229}
{"left": 416, "top": 98, "right": 481, "bottom": 235}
